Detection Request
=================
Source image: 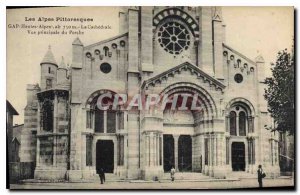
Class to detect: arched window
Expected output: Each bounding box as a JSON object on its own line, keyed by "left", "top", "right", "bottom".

{"left": 86, "top": 92, "right": 124, "bottom": 134}
{"left": 239, "top": 111, "right": 246, "bottom": 136}
{"left": 41, "top": 100, "right": 53, "bottom": 132}
{"left": 228, "top": 103, "right": 253, "bottom": 136}
{"left": 103, "top": 46, "right": 109, "bottom": 57}
{"left": 93, "top": 108, "right": 117, "bottom": 133}
{"left": 229, "top": 111, "right": 237, "bottom": 136}
{"left": 236, "top": 59, "right": 241, "bottom": 68}
{"left": 91, "top": 100, "right": 120, "bottom": 134}
{"left": 94, "top": 107, "right": 104, "bottom": 133}
{"left": 107, "top": 110, "right": 116, "bottom": 133}
{"left": 46, "top": 79, "right": 52, "bottom": 89}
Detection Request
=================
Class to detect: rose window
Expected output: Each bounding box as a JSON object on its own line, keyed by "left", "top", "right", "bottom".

{"left": 157, "top": 22, "right": 190, "bottom": 55}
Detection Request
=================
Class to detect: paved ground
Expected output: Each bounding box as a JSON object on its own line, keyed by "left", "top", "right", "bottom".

{"left": 10, "top": 178, "right": 294, "bottom": 190}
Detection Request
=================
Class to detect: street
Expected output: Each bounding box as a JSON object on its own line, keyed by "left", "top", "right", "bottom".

{"left": 10, "top": 178, "right": 294, "bottom": 190}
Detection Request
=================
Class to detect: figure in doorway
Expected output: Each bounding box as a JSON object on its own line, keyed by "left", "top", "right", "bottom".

{"left": 99, "top": 168, "right": 106, "bottom": 184}
{"left": 170, "top": 166, "right": 175, "bottom": 182}
{"left": 257, "top": 165, "right": 266, "bottom": 188}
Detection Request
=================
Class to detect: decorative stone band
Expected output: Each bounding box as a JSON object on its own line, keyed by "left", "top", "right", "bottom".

{"left": 153, "top": 7, "right": 199, "bottom": 38}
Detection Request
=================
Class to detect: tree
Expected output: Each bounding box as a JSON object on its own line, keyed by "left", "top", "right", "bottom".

{"left": 264, "top": 48, "right": 294, "bottom": 135}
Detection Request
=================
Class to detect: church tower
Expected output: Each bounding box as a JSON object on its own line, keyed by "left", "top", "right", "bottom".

{"left": 40, "top": 46, "right": 58, "bottom": 90}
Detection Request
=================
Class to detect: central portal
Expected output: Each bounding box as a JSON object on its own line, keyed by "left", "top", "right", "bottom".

{"left": 163, "top": 134, "right": 192, "bottom": 172}
{"left": 96, "top": 140, "right": 114, "bottom": 173}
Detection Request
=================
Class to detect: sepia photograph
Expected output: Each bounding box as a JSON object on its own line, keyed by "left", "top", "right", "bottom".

{"left": 6, "top": 5, "right": 295, "bottom": 190}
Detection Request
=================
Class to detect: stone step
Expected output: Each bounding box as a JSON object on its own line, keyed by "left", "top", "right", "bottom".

{"left": 278, "top": 176, "right": 293, "bottom": 179}
{"left": 91, "top": 173, "right": 122, "bottom": 181}
{"left": 161, "top": 172, "right": 210, "bottom": 180}
{"left": 226, "top": 171, "right": 256, "bottom": 179}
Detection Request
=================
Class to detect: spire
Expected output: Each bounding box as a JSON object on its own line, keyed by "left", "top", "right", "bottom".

{"left": 212, "top": 6, "right": 222, "bottom": 21}
{"left": 59, "top": 56, "right": 67, "bottom": 69}
{"left": 255, "top": 55, "right": 265, "bottom": 63}
{"left": 41, "top": 45, "right": 57, "bottom": 65}
{"left": 72, "top": 37, "right": 83, "bottom": 46}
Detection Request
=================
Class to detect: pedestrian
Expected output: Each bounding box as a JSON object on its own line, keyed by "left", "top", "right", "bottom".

{"left": 257, "top": 165, "right": 265, "bottom": 188}
{"left": 170, "top": 166, "right": 175, "bottom": 182}
{"left": 99, "top": 168, "right": 105, "bottom": 184}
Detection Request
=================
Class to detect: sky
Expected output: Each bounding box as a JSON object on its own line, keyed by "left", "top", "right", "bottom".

{"left": 6, "top": 6, "right": 294, "bottom": 124}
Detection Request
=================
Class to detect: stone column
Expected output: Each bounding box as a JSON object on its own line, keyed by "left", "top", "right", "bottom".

{"left": 212, "top": 133, "right": 227, "bottom": 179}
{"left": 173, "top": 135, "right": 179, "bottom": 171}
{"left": 209, "top": 134, "right": 213, "bottom": 172}
{"left": 216, "top": 134, "right": 220, "bottom": 166}
{"left": 92, "top": 137, "right": 96, "bottom": 168}
{"left": 124, "top": 135, "right": 128, "bottom": 169}
{"left": 142, "top": 131, "right": 164, "bottom": 180}
{"left": 53, "top": 136, "right": 57, "bottom": 166}
{"left": 104, "top": 111, "right": 107, "bottom": 133}
{"left": 149, "top": 132, "right": 154, "bottom": 166}
{"left": 225, "top": 116, "right": 229, "bottom": 132}
{"left": 155, "top": 134, "right": 160, "bottom": 166}
{"left": 144, "top": 132, "right": 150, "bottom": 167}
{"left": 247, "top": 138, "right": 251, "bottom": 172}
{"left": 252, "top": 138, "right": 255, "bottom": 165}
{"left": 53, "top": 95, "right": 58, "bottom": 166}
{"left": 248, "top": 116, "right": 254, "bottom": 133}
{"left": 160, "top": 135, "right": 163, "bottom": 167}
{"left": 201, "top": 135, "right": 205, "bottom": 173}
{"left": 214, "top": 134, "right": 217, "bottom": 166}
{"left": 36, "top": 106, "right": 41, "bottom": 167}
{"left": 226, "top": 137, "right": 229, "bottom": 165}
{"left": 36, "top": 138, "right": 40, "bottom": 167}
{"left": 191, "top": 136, "right": 195, "bottom": 171}
{"left": 113, "top": 138, "right": 118, "bottom": 174}
{"left": 81, "top": 135, "right": 86, "bottom": 169}
{"left": 53, "top": 95, "right": 58, "bottom": 133}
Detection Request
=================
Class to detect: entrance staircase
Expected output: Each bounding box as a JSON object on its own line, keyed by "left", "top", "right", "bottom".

{"left": 161, "top": 172, "right": 211, "bottom": 181}
{"left": 226, "top": 171, "right": 256, "bottom": 179}
{"left": 88, "top": 173, "right": 124, "bottom": 182}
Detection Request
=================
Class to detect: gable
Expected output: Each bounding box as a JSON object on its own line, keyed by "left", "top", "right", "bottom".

{"left": 142, "top": 61, "right": 226, "bottom": 93}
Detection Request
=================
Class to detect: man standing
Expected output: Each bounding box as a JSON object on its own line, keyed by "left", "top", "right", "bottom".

{"left": 170, "top": 166, "right": 175, "bottom": 182}
{"left": 99, "top": 168, "right": 105, "bottom": 184}
{"left": 257, "top": 165, "right": 265, "bottom": 188}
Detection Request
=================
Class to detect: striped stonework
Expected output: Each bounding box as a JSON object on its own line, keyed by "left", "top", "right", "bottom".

{"left": 153, "top": 7, "right": 199, "bottom": 38}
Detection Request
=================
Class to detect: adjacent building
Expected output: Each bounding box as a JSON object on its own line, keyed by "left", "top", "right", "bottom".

{"left": 7, "top": 100, "right": 19, "bottom": 163}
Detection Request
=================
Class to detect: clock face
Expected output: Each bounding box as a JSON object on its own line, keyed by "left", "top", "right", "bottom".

{"left": 157, "top": 21, "right": 190, "bottom": 55}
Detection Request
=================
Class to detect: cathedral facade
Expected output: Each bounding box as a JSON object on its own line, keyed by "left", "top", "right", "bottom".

{"left": 20, "top": 6, "right": 280, "bottom": 181}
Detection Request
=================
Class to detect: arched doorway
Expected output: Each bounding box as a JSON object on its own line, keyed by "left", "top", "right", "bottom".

{"left": 231, "top": 142, "right": 245, "bottom": 171}
{"left": 96, "top": 140, "right": 114, "bottom": 173}
{"left": 178, "top": 135, "right": 192, "bottom": 171}
{"left": 159, "top": 84, "right": 217, "bottom": 173}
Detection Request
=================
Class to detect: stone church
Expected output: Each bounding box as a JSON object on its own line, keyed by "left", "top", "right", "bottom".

{"left": 20, "top": 6, "right": 280, "bottom": 181}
